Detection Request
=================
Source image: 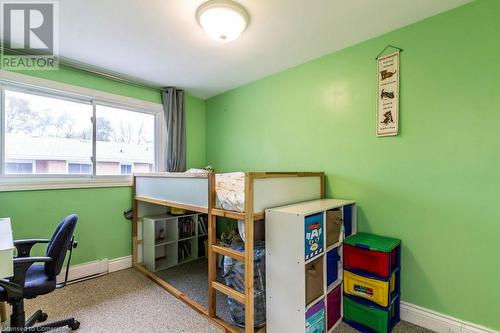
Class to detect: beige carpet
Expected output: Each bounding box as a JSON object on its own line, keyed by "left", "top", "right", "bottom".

{"left": 23, "top": 269, "right": 221, "bottom": 333}
{"left": 3, "top": 268, "right": 433, "bottom": 333}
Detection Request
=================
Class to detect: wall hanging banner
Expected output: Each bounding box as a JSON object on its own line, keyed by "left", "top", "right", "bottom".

{"left": 377, "top": 51, "right": 400, "bottom": 136}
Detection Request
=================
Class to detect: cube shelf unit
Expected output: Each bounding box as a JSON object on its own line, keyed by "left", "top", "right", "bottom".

{"left": 143, "top": 213, "right": 209, "bottom": 272}
{"left": 265, "top": 199, "right": 357, "bottom": 333}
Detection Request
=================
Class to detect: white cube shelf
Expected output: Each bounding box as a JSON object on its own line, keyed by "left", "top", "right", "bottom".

{"left": 143, "top": 213, "right": 208, "bottom": 272}
{"left": 265, "top": 199, "right": 357, "bottom": 333}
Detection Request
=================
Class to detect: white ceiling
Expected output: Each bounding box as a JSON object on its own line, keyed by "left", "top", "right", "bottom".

{"left": 59, "top": 0, "right": 471, "bottom": 99}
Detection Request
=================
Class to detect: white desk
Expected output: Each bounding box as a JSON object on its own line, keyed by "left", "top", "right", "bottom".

{"left": 0, "top": 218, "right": 14, "bottom": 279}
{"left": 0, "top": 217, "right": 13, "bottom": 324}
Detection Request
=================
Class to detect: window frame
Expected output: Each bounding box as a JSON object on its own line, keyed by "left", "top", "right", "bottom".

{"left": 0, "top": 78, "right": 163, "bottom": 190}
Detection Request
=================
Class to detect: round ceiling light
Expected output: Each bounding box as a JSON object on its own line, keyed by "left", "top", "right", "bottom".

{"left": 196, "top": 0, "right": 249, "bottom": 43}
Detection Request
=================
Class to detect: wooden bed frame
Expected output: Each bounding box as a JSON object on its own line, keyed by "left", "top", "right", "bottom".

{"left": 132, "top": 172, "right": 325, "bottom": 333}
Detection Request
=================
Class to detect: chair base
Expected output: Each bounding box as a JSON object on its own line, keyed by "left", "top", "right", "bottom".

{"left": 34, "top": 317, "right": 80, "bottom": 331}
{"left": 5, "top": 306, "right": 80, "bottom": 332}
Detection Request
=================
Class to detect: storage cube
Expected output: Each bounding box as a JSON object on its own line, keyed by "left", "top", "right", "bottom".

{"left": 305, "top": 300, "right": 325, "bottom": 333}
{"left": 326, "top": 285, "right": 342, "bottom": 330}
{"left": 326, "top": 209, "right": 342, "bottom": 247}
{"left": 304, "top": 212, "right": 324, "bottom": 260}
{"left": 343, "top": 204, "right": 355, "bottom": 237}
{"left": 343, "top": 295, "right": 400, "bottom": 333}
{"left": 343, "top": 270, "right": 396, "bottom": 307}
{"left": 326, "top": 247, "right": 341, "bottom": 287}
{"left": 305, "top": 256, "right": 324, "bottom": 305}
{"left": 343, "top": 233, "right": 400, "bottom": 279}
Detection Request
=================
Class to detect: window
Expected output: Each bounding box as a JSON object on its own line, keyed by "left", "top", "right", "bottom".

{"left": 120, "top": 164, "right": 132, "bottom": 175}
{"left": 6, "top": 162, "right": 33, "bottom": 174}
{"left": 68, "top": 163, "right": 92, "bottom": 174}
{"left": 0, "top": 83, "right": 159, "bottom": 183}
{"left": 4, "top": 90, "right": 93, "bottom": 175}
{"left": 96, "top": 105, "right": 155, "bottom": 175}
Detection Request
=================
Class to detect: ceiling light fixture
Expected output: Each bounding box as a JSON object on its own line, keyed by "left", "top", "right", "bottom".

{"left": 196, "top": 0, "right": 249, "bottom": 43}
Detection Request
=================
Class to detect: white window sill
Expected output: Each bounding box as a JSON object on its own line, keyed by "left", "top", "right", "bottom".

{"left": 0, "top": 177, "right": 133, "bottom": 192}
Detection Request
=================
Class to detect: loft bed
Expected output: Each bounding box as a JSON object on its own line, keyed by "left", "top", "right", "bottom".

{"left": 132, "top": 171, "right": 325, "bottom": 333}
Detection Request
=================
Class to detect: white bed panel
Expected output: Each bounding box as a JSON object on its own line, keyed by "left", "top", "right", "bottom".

{"left": 135, "top": 176, "right": 208, "bottom": 209}
{"left": 253, "top": 176, "right": 322, "bottom": 213}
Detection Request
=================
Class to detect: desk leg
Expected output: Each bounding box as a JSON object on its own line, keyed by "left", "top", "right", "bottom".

{"left": 0, "top": 301, "right": 7, "bottom": 323}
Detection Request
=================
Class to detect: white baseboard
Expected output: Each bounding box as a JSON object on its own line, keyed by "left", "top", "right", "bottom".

{"left": 56, "top": 255, "right": 132, "bottom": 284}
{"left": 401, "top": 301, "right": 498, "bottom": 333}
{"left": 108, "top": 256, "right": 133, "bottom": 273}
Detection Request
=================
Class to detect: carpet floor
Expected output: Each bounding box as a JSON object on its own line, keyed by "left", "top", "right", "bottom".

{"left": 22, "top": 268, "right": 221, "bottom": 333}
{"left": 3, "top": 268, "right": 434, "bottom": 333}
{"left": 156, "top": 258, "right": 234, "bottom": 326}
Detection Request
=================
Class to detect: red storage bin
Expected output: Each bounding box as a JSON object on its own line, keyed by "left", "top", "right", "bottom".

{"left": 390, "top": 248, "right": 398, "bottom": 271}
{"left": 326, "top": 285, "right": 342, "bottom": 330}
{"left": 343, "top": 233, "right": 401, "bottom": 279}
{"left": 343, "top": 244, "right": 391, "bottom": 278}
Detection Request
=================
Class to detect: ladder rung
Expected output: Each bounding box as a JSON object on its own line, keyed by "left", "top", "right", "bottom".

{"left": 211, "top": 208, "right": 245, "bottom": 220}
{"left": 212, "top": 245, "right": 245, "bottom": 261}
{"left": 211, "top": 281, "right": 245, "bottom": 304}
{"left": 211, "top": 208, "right": 265, "bottom": 221}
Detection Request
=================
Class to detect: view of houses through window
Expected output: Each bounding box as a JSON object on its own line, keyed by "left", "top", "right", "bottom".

{"left": 96, "top": 104, "right": 155, "bottom": 175}
{"left": 3, "top": 88, "right": 156, "bottom": 177}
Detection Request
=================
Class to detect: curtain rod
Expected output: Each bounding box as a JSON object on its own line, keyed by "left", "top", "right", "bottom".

{"left": 2, "top": 46, "right": 163, "bottom": 91}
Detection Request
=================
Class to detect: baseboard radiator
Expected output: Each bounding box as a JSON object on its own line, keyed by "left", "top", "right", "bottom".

{"left": 56, "top": 256, "right": 132, "bottom": 285}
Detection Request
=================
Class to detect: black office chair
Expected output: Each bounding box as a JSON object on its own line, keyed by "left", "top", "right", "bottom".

{"left": 0, "top": 214, "right": 80, "bottom": 332}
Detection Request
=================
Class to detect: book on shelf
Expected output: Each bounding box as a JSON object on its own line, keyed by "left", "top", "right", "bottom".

{"left": 197, "top": 215, "right": 208, "bottom": 236}
{"left": 178, "top": 216, "right": 195, "bottom": 239}
{"left": 178, "top": 241, "right": 192, "bottom": 261}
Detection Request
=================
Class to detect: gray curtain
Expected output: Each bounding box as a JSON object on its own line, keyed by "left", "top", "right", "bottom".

{"left": 161, "top": 87, "right": 186, "bottom": 172}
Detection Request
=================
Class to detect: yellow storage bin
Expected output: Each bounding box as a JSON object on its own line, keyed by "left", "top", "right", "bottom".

{"left": 344, "top": 270, "right": 395, "bottom": 307}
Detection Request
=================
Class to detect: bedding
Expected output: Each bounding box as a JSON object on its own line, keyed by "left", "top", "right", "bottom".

{"left": 215, "top": 172, "right": 245, "bottom": 212}
{"left": 185, "top": 169, "right": 246, "bottom": 212}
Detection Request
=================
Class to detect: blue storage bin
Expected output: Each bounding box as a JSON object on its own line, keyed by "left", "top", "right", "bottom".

{"left": 304, "top": 212, "right": 324, "bottom": 260}
{"left": 327, "top": 248, "right": 341, "bottom": 287}
{"left": 343, "top": 205, "right": 354, "bottom": 237}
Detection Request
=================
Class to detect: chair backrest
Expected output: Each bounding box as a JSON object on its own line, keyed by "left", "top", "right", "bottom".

{"left": 44, "top": 214, "right": 78, "bottom": 279}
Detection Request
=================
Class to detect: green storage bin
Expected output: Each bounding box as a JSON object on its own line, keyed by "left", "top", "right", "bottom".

{"left": 343, "top": 295, "right": 400, "bottom": 333}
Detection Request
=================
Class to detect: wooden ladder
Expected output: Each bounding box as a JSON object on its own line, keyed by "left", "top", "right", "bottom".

{"left": 207, "top": 173, "right": 258, "bottom": 333}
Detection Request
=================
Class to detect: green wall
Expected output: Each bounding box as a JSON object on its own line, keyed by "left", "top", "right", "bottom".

{"left": 0, "top": 187, "right": 133, "bottom": 264}
{"left": 206, "top": 0, "right": 499, "bottom": 329}
{"left": 0, "top": 65, "right": 206, "bottom": 265}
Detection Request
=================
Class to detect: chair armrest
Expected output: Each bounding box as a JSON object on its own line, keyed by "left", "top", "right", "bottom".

{"left": 11, "top": 257, "right": 53, "bottom": 287}
{"left": 0, "top": 279, "right": 23, "bottom": 300}
{"left": 14, "top": 239, "right": 50, "bottom": 258}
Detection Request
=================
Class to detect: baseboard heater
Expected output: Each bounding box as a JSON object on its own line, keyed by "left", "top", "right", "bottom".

{"left": 56, "top": 259, "right": 109, "bottom": 285}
